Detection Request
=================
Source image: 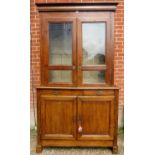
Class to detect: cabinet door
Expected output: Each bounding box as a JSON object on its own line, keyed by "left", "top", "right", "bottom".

{"left": 77, "top": 96, "right": 114, "bottom": 140}
{"left": 40, "top": 95, "right": 76, "bottom": 140}
{"left": 77, "top": 16, "right": 113, "bottom": 86}
{"left": 41, "top": 17, "right": 77, "bottom": 86}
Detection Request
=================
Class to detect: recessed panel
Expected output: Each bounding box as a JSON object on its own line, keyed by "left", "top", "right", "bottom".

{"left": 45, "top": 100, "right": 73, "bottom": 134}
{"left": 81, "top": 101, "right": 110, "bottom": 135}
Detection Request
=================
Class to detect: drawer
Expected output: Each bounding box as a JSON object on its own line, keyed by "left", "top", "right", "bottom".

{"left": 38, "top": 89, "right": 114, "bottom": 96}
{"left": 39, "top": 89, "right": 82, "bottom": 96}
{"left": 83, "top": 90, "right": 114, "bottom": 96}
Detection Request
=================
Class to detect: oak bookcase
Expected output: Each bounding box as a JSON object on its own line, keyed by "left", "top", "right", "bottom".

{"left": 35, "top": 2, "right": 119, "bottom": 154}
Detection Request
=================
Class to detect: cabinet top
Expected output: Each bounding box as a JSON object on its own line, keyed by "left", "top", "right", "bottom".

{"left": 36, "top": 86, "right": 119, "bottom": 90}
{"left": 36, "top": 2, "right": 118, "bottom": 12}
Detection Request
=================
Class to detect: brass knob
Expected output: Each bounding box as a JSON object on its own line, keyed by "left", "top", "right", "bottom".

{"left": 78, "top": 125, "right": 82, "bottom": 133}
{"left": 51, "top": 91, "right": 59, "bottom": 95}
{"left": 96, "top": 90, "right": 103, "bottom": 95}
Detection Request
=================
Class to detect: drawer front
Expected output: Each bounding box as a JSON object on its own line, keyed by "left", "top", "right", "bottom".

{"left": 38, "top": 89, "right": 114, "bottom": 96}
{"left": 83, "top": 90, "right": 114, "bottom": 96}
{"left": 39, "top": 89, "right": 82, "bottom": 96}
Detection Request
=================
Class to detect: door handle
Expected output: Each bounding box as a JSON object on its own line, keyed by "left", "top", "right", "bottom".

{"left": 78, "top": 125, "right": 83, "bottom": 134}
{"left": 77, "top": 116, "right": 82, "bottom": 134}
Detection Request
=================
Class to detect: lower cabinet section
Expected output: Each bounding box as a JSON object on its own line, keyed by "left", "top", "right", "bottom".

{"left": 36, "top": 87, "right": 119, "bottom": 154}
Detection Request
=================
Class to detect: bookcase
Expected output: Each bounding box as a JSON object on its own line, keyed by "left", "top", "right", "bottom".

{"left": 36, "top": 2, "right": 119, "bottom": 154}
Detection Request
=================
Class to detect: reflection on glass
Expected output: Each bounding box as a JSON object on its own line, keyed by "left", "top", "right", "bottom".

{"left": 82, "top": 23, "right": 105, "bottom": 65}
{"left": 49, "top": 70, "right": 72, "bottom": 83}
{"left": 49, "top": 23, "right": 72, "bottom": 65}
{"left": 83, "top": 71, "right": 105, "bottom": 83}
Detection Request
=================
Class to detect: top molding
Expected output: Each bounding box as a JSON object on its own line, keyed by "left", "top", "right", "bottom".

{"left": 36, "top": 2, "right": 118, "bottom": 12}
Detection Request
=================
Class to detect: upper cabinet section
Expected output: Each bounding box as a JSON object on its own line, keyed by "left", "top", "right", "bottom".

{"left": 38, "top": 3, "right": 117, "bottom": 87}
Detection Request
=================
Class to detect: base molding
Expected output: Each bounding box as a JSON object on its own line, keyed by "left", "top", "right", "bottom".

{"left": 36, "top": 144, "right": 118, "bottom": 154}
{"left": 36, "top": 144, "right": 42, "bottom": 153}
{"left": 36, "top": 140, "right": 118, "bottom": 153}
{"left": 112, "top": 145, "right": 118, "bottom": 154}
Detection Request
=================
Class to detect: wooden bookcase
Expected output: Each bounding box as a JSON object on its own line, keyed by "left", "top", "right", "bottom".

{"left": 36, "top": 2, "right": 119, "bottom": 154}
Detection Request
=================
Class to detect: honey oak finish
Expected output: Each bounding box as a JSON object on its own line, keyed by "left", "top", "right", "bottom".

{"left": 36, "top": 87, "right": 119, "bottom": 154}
{"left": 40, "top": 11, "right": 114, "bottom": 86}
{"left": 35, "top": 2, "right": 119, "bottom": 154}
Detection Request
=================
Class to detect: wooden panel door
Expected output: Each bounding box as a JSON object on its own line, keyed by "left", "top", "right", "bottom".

{"left": 77, "top": 96, "right": 114, "bottom": 140}
{"left": 40, "top": 95, "right": 77, "bottom": 140}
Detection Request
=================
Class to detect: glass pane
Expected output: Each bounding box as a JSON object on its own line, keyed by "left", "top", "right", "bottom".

{"left": 83, "top": 71, "right": 105, "bottom": 83}
{"left": 82, "top": 23, "right": 105, "bottom": 65}
{"left": 49, "top": 23, "right": 72, "bottom": 65}
{"left": 49, "top": 70, "right": 72, "bottom": 83}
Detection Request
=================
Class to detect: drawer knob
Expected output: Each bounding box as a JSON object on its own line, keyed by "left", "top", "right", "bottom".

{"left": 51, "top": 91, "right": 59, "bottom": 95}
{"left": 96, "top": 90, "right": 103, "bottom": 95}
{"left": 78, "top": 125, "right": 82, "bottom": 133}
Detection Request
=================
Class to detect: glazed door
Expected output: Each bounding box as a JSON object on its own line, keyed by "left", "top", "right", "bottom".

{"left": 41, "top": 17, "right": 77, "bottom": 86}
{"left": 40, "top": 95, "right": 76, "bottom": 140}
{"left": 77, "top": 16, "right": 113, "bottom": 86}
{"left": 77, "top": 96, "right": 115, "bottom": 140}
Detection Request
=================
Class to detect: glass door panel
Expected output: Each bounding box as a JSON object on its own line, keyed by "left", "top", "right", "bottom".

{"left": 49, "top": 70, "right": 72, "bottom": 83}
{"left": 49, "top": 23, "right": 72, "bottom": 65}
{"left": 83, "top": 71, "right": 105, "bottom": 83}
{"left": 82, "top": 23, "right": 106, "bottom": 65}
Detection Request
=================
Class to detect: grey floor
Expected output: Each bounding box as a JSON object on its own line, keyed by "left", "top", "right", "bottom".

{"left": 30, "top": 129, "right": 124, "bottom": 155}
